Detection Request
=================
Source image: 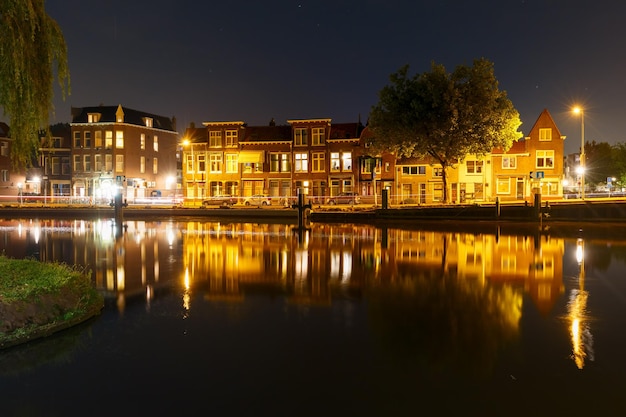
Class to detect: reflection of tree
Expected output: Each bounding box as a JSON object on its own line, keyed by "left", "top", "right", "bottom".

{"left": 0, "top": 320, "right": 92, "bottom": 376}
{"left": 367, "top": 271, "right": 522, "bottom": 378}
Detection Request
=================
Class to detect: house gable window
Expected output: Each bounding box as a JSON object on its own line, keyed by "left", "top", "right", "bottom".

{"left": 539, "top": 128, "right": 552, "bottom": 141}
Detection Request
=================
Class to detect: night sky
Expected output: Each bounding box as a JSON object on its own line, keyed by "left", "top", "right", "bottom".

{"left": 41, "top": 0, "right": 626, "bottom": 154}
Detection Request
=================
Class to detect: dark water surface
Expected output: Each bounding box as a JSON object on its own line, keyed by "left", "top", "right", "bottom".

{"left": 1, "top": 218, "right": 626, "bottom": 416}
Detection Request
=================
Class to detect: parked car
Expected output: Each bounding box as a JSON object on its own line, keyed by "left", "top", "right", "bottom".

{"left": 243, "top": 194, "right": 272, "bottom": 206}
{"left": 326, "top": 192, "right": 361, "bottom": 205}
{"left": 201, "top": 195, "right": 236, "bottom": 208}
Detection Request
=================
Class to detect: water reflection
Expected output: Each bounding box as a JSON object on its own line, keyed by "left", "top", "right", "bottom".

{"left": 568, "top": 238, "right": 594, "bottom": 369}
{"left": 0, "top": 218, "right": 620, "bottom": 374}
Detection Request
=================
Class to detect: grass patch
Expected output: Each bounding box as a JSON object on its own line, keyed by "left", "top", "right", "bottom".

{"left": 0, "top": 256, "right": 103, "bottom": 348}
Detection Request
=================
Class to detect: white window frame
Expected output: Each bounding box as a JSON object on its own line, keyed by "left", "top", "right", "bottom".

{"left": 502, "top": 156, "right": 517, "bottom": 169}
{"left": 536, "top": 150, "right": 554, "bottom": 169}
{"left": 539, "top": 128, "right": 552, "bottom": 141}
{"left": 312, "top": 127, "right": 325, "bottom": 145}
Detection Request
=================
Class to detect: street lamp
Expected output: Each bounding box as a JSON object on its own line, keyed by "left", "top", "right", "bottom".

{"left": 573, "top": 107, "right": 585, "bottom": 199}
{"left": 182, "top": 138, "right": 194, "bottom": 206}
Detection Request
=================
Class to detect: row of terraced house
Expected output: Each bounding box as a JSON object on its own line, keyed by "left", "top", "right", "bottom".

{"left": 0, "top": 104, "right": 567, "bottom": 205}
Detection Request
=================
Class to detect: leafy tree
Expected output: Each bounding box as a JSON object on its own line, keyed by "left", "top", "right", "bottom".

{"left": 368, "top": 58, "right": 522, "bottom": 202}
{"left": 611, "top": 142, "right": 626, "bottom": 188}
{"left": 0, "top": 0, "right": 70, "bottom": 168}
{"left": 583, "top": 140, "right": 614, "bottom": 186}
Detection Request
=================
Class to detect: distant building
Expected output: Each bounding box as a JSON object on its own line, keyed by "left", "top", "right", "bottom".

{"left": 492, "top": 108, "right": 565, "bottom": 201}
{"left": 70, "top": 105, "right": 179, "bottom": 203}
{"left": 39, "top": 123, "right": 72, "bottom": 201}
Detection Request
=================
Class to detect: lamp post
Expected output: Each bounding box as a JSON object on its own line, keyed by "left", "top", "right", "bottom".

{"left": 182, "top": 139, "right": 194, "bottom": 207}
{"left": 573, "top": 107, "right": 585, "bottom": 199}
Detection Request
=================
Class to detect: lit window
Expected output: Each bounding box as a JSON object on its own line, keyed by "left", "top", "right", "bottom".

{"left": 294, "top": 153, "right": 308, "bottom": 172}
{"left": 144, "top": 117, "right": 153, "bottom": 128}
{"left": 140, "top": 134, "right": 145, "bottom": 150}
{"left": 226, "top": 154, "right": 238, "bottom": 173}
{"left": 539, "top": 128, "right": 552, "bottom": 141}
{"left": 341, "top": 152, "right": 352, "bottom": 171}
{"left": 153, "top": 136, "right": 158, "bottom": 152}
{"left": 116, "top": 131, "right": 124, "bottom": 148}
{"left": 153, "top": 158, "right": 158, "bottom": 174}
{"left": 497, "top": 177, "right": 510, "bottom": 194}
{"left": 105, "top": 131, "right": 113, "bottom": 149}
{"left": 140, "top": 156, "right": 145, "bottom": 174}
{"left": 330, "top": 153, "right": 340, "bottom": 171}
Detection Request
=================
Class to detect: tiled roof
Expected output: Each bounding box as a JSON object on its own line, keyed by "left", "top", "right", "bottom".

{"left": 241, "top": 125, "right": 292, "bottom": 143}
{"left": 329, "top": 122, "right": 365, "bottom": 139}
{"left": 71, "top": 105, "right": 175, "bottom": 131}
{"left": 0, "top": 122, "right": 9, "bottom": 137}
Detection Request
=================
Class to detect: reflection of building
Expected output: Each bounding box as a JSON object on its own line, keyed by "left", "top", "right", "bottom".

{"left": 0, "top": 219, "right": 567, "bottom": 320}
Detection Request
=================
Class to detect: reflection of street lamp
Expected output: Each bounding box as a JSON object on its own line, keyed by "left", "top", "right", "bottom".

{"left": 568, "top": 238, "right": 594, "bottom": 369}
{"left": 573, "top": 107, "right": 585, "bottom": 199}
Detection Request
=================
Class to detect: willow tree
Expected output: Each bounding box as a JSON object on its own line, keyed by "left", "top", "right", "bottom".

{"left": 0, "top": 0, "right": 69, "bottom": 167}
{"left": 369, "top": 58, "right": 521, "bottom": 203}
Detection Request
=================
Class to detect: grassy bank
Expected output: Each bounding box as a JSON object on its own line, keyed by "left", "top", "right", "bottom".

{"left": 0, "top": 256, "right": 104, "bottom": 349}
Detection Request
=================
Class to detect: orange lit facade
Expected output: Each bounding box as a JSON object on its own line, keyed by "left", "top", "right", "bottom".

{"left": 69, "top": 105, "right": 179, "bottom": 203}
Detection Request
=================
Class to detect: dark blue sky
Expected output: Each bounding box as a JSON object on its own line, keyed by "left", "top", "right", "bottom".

{"left": 44, "top": 0, "right": 626, "bottom": 154}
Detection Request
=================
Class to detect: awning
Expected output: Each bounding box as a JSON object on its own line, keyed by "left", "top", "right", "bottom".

{"left": 238, "top": 151, "right": 265, "bottom": 164}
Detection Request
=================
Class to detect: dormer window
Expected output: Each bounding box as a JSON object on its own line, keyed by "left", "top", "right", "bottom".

{"left": 144, "top": 117, "right": 153, "bottom": 128}
{"left": 87, "top": 113, "right": 101, "bottom": 123}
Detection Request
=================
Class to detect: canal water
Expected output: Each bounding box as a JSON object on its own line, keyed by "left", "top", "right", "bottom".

{"left": 1, "top": 218, "right": 626, "bottom": 416}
